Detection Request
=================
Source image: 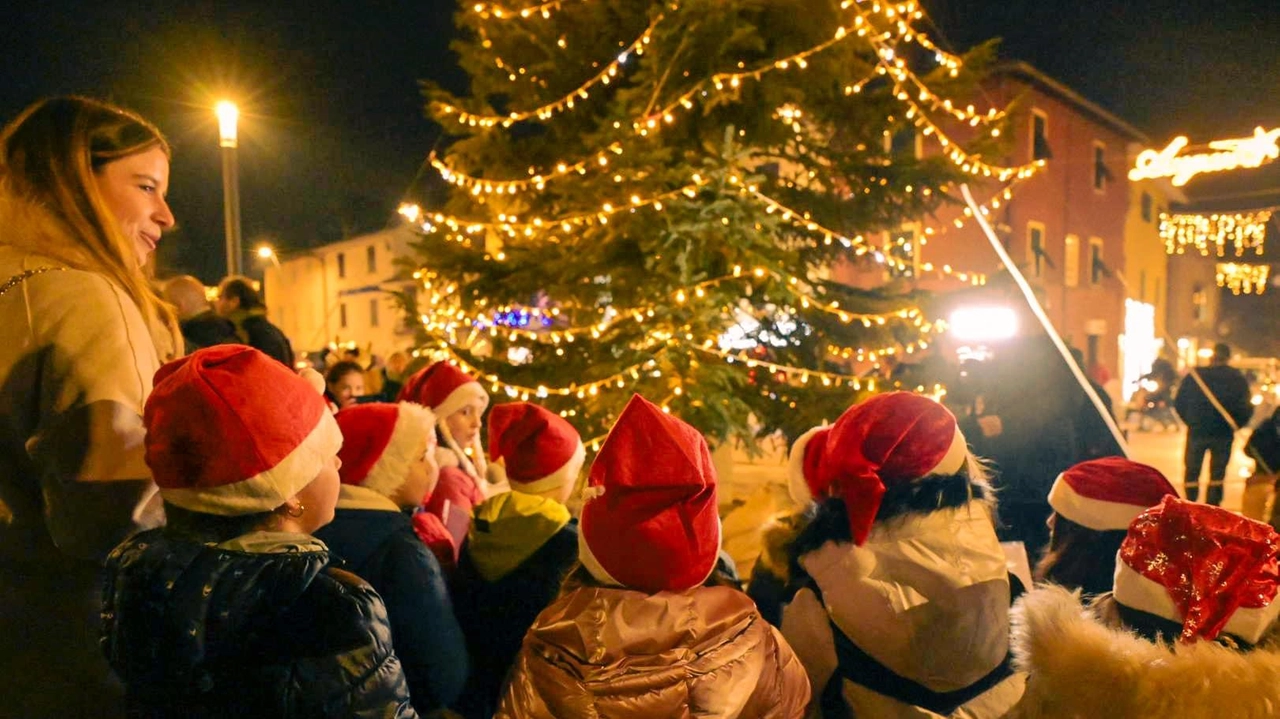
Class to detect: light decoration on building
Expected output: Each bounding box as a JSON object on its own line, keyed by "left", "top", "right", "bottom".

{"left": 1216, "top": 262, "right": 1270, "bottom": 295}
{"left": 1159, "top": 211, "right": 1270, "bottom": 257}
{"left": 1130, "top": 127, "right": 1280, "bottom": 186}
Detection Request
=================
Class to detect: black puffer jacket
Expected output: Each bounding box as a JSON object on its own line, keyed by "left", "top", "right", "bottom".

{"left": 101, "top": 529, "right": 417, "bottom": 718}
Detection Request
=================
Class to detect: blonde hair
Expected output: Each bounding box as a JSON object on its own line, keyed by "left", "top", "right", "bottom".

{"left": 0, "top": 96, "right": 178, "bottom": 340}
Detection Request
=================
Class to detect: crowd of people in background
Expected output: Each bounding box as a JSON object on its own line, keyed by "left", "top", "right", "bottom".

{"left": 10, "top": 94, "right": 1280, "bottom": 719}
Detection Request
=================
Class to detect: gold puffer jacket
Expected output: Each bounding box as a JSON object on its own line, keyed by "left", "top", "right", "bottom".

{"left": 496, "top": 584, "right": 811, "bottom": 718}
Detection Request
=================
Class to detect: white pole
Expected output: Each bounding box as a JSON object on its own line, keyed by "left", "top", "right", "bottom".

{"left": 959, "top": 184, "right": 1130, "bottom": 458}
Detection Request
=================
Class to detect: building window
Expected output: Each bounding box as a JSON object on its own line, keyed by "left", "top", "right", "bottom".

{"left": 1093, "top": 142, "right": 1109, "bottom": 192}
{"left": 1089, "top": 237, "right": 1105, "bottom": 285}
{"left": 1141, "top": 192, "right": 1153, "bottom": 223}
{"left": 340, "top": 303, "right": 348, "bottom": 329}
{"left": 886, "top": 128, "right": 922, "bottom": 159}
{"left": 1064, "top": 234, "right": 1080, "bottom": 287}
{"left": 367, "top": 245, "right": 377, "bottom": 274}
{"left": 1140, "top": 270, "right": 1148, "bottom": 302}
{"left": 1027, "top": 222, "right": 1047, "bottom": 278}
{"left": 370, "top": 298, "right": 380, "bottom": 328}
{"left": 1192, "top": 285, "right": 1207, "bottom": 323}
{"left": 337, "top": 253, "right": 346, "bottom": 279}
{"left": 1031, "top": 110, "right": 1052, "bottom": 161}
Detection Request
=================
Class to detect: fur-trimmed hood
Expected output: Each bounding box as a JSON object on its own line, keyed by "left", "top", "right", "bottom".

{"left": 1009, "top": 585, "right": 1280, "bottom": 718}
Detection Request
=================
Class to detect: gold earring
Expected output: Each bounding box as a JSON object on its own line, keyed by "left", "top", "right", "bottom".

{"left": 285, "top": 503, "right": 305, "bottom": 518}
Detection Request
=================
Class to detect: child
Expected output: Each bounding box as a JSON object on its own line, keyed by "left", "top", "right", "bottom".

{"left": 452, "top": 402, "right": 584, "bottom": 719}
{"left": 398, "top": 361, "right": 492, "bottom": 567}
{"left": 1036, "top": 457, "right": 1177, "bottom": 595}
{"left": 497, "top": 395, "right": 810, "bottom": 719}
{"left": 1010, "top": 497, "right": 1280, "bottom": 718}
{"left": 313, "top": 402, "right": 469, "bottom": 715}
{"left": 100, "top": 345, "right": 416, "bottom": 718}
{"left": 779, "top": 392, "right": 1025, "bottom": 718}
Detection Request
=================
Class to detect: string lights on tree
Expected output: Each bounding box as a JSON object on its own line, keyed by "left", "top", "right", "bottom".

{"left": 404, "top": 0, "right": 1020, "bottom": 445}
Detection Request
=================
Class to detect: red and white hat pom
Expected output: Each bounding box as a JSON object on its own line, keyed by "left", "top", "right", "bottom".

{"left": 487, "top": 402, "right": 584, "bottom": 495}
{"left": 787, "top": 391, "right": 969, "bottom": 545}
{"left": 1048, "top": 457, "right": 1177, "bottom": 531}
{"left": 578, "top": 395, "right": 720, "bottom": 593}
{"left": 145, "top": 345, "right": 343, "bottom": 516}
{"left": 1114, "top": 496, "right": 1280, "bottom": 644}
{"left": 335, "top": 402, "right": 435, "bottom": 496}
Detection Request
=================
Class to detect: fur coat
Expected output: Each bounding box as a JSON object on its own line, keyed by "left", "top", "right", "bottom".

{"left": 1008, "top": 584, "right": 1280, "bottom": 718}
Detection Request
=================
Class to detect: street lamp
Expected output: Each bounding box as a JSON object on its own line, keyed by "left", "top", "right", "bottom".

{"left": 216, "top": 101, "right": 242, "bottom": 277}
{"left": 256, "top": 244, "right": 280, "bottom": 267}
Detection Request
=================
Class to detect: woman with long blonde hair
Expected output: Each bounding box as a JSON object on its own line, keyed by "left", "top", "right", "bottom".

{"left": 0, "top": 96, "right": 181, "bottom": 718}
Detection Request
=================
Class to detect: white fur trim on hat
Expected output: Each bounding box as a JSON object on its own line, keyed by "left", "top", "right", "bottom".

{"left": 432, "top": 381, "right": 489, "bottom": 424}
{"left": 1114, "top": 555, "right": 1280, "bottom": 645}
{"left": 361, "top": 403, "right": 435, "bottom": 497}
{"left": 788, "top": 425, "right": 829, "bottom": 506}
{"left": 510, "top": 441, "right": 585, "bottom": 496}
{"left": 1048, "top": 473, "right": 1146, "bottom": 531}
{"left": 336, "top": 483, "right": 401, "bottom": 512}
{"left": 931, "top": 426, "right": 969, "bottom": 477}
{"left": 160, "top": 410, "right": 343, "bottom": 516}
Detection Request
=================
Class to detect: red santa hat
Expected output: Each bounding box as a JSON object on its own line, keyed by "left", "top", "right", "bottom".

{"left": 787, "top": 392, "right": 970, "bottom": 545}
{"left": 144, "top": 345, "right": 343, "bottom": 516}
{"left": 335, "top": 402, "right": 436, "bottom": 497}
{"left": 1048, "top": 457, "right": 1177, "bottom": 531}
{"left": 579, "top": 395, "right": 720, "bottom": 593}
{"left": 487, "top": 402, "right": 585, "bottom": 495}
{"left": 397, "top": 361, "right": 488, "bottom": 420}
{"left": 1114, "top": 496, "right": 1280, "bottom": 644}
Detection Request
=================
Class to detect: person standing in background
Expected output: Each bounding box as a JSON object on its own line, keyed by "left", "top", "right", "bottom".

{"left": 0, "top": 96, "right": 180, "bottom": 718}
{"left": 161, "top": 274, "right": 237, "bottom": 353}
{"left": 214, "top": 275, "right": 295, "bottom": 367}
{"left": 1174, "top": 342, "right": 1253, "bottom": 506}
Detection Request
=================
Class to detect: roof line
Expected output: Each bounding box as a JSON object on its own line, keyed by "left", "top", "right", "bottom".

{"left": 994, "top": 61, "right": 1149, "bottom": 144}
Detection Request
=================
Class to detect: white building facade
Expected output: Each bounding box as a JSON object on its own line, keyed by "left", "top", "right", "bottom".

{"left": 262, "top": 226, "right": 419, "bottom": 359}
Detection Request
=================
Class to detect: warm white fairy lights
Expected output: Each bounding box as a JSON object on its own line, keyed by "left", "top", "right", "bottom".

{"left": 1160, "top": 211, "right": 1270, "bottom": 257}
{"left": 429, "top": 143, "right": 623, "bottom": 195}
{"left": 1216, "top": 263, "right": 1270, "bottom": 295}
{"left": 435, "top": 13, "right": 665, "bottom": 128}
{"left": 471, "top": 0, "right": 572, "bottom": 20}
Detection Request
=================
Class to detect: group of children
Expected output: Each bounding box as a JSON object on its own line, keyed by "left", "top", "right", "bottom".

{"left": 99, "top": 344, "right": 1280, "bottom": 718}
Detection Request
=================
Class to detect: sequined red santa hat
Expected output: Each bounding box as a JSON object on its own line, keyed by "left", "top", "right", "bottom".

{"left": 1048, "top": 457, "right": 1177, "bottom": 531}
{"left": 487, "top": 402, "right": 584, "bottom": 495}
{"left": 398, "top": 360, "right": 489, "bottom": 479}
{"left": 579, "top": 395, "right": 720, "bottom": 593}
{"left": 787, "top": 392, "right": 970, "bottom": 545}
{"left": 144, "top": 345, "right": 343, "bottom": 516}
{"left": 1114, "top": 496, "right": 1280, "bottom": 644}
{"left": 335, "top": 402, "right": 436, "bottom": 497}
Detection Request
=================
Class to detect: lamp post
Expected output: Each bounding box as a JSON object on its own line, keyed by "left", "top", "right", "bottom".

{"left": 216, "top": 101, "right": 242, "bottom": 277}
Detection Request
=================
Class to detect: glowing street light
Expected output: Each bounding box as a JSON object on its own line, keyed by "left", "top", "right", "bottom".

{"left": 216, "top": 100, "right": 242, "bottom": 276}
{"left": 256, "top": 244, "right": 280, "bottom": 267}
{"left": 949, "top": 306, "right": 1018, "bottom": 342}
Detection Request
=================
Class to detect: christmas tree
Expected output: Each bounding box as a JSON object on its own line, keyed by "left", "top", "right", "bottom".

{"left": 399, "top": 0, "right": 1036, "bottom": 450}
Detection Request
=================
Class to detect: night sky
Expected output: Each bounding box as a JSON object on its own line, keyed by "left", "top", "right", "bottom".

{"left": 3, "top": 1, "right": 1277, "bottom": 283}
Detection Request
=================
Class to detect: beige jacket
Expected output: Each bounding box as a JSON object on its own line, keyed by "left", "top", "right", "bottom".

{"left": 497, "top": 584, "right": 811, "bottom": 718}
{"left": 0, "top": 192, "right": 168, "bottom": 717}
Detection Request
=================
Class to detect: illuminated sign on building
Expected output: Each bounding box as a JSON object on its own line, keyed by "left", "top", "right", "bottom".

{"left": 1130, "top": 127, "right": 1280, "bottom": 186}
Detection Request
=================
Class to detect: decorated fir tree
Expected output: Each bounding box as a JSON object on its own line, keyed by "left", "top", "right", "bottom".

{"left": 399, "top": 0, "right": 1035, "bottom": 449}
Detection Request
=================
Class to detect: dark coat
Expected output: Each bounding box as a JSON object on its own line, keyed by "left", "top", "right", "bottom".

{"left": 451, "top": 510, "right": 578, "bottom": 719}
{"left": 179, "top": 310, "right": 239, "bottom": 353}
{"left": 1174, "top": 364, "right": 1253, "bottom": 438}
{"left": 230, "top": 309, "right": 295, "bottom": 367}
{"left": 314, "top": 509, "right": 469, "bottom": 713}
{"left": 101, "top": 529, "right": 417, "bottom": 719}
